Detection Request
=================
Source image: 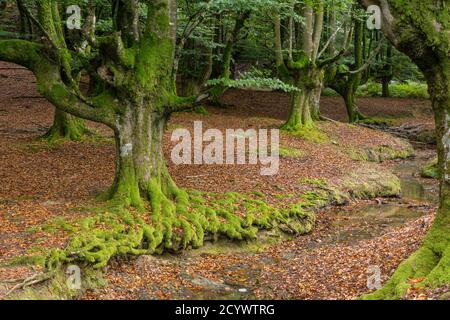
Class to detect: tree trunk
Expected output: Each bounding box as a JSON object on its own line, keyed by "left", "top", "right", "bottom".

{"left": 283, "top": 87, "right": 314, "bottom": 131}
{"left": 364, "top": 58, "right": 450, "bottom": 300}
{"left": 107, "top": 104, "right": 174, "bottom": 209}
{"left": 283, "top": 67, "right": 323, "bottom": 131}
{"left": 343, "top": 88, "right": 365, "bottom": 123}
{"left": 43, "top": 109, "right": 89, "bottom": 141}
{"left": 182, "top": 78, "right": 201, "bottom": 97}
{"left": 310, "top": 85, "right": 322, "bottom": 121}
{"left": 381, "top": 78, "right": 390, "bottom": 97}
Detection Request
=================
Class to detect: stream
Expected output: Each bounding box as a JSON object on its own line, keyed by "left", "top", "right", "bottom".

{"left": 138, "top": 145, "right": 439, "bottom": 300}
{"left": 325, "top": 146, "right": 438, "bottom": 246}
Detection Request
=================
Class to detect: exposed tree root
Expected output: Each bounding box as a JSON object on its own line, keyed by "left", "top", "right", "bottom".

{"left": 44, "top": 187, "right": 317, "bottom": 271}
{"left": 4, "top": 272, "right": 52, "bottom": 297}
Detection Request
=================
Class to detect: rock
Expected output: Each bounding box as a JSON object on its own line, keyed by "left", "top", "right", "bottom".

{"left": 189, "top": 275, "right": 230, "bottom": 291}
{"left": 135, "top": 255, "right": 168, "bottom": 270}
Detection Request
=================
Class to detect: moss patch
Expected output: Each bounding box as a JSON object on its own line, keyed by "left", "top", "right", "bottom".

{"left": 346, "top": 143, "right": 414, "bottom": 163}
{"left": 421, "top": 158, "right": 440, "bottom": 179}
{"left": 283, "top": 127, "right": 330, "bottom": 144}
{"left": 339, "top": 167, "right": 402, "bottom": 200}
{"left": 279, "top": 145, "right": 303, "bottom": 158}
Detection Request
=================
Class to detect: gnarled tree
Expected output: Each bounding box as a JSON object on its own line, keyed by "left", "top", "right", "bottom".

{"left": 0, "top": 0, "right": 210, "bottom": 248}
{"left": 359, "top": 0, "right": 450, "bottom": 299}
{"left": 275, "top": 0, "right": 353, "bottom": 130}
{"left": 0, "top": 1, "right": 315, "bottom": 269}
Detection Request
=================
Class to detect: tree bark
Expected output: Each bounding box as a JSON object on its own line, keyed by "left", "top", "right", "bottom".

{"left": 107, "top": 104, "right": 173, "bottom": 209}
{"left": 283, "top": 66, "right": 323, "bottom": 131}
{"left": 43, "top": 109, "right": 89, "bottom": 141}
{"left": 358, "top": 0, "right": 450, "bottom": 299}
{"left": 381, "top": 77, "right": 390, "bottom": 97}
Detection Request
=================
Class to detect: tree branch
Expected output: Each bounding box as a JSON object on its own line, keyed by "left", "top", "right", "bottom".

{"left": 0, "top": 39, "right": 42, "bottom": 71}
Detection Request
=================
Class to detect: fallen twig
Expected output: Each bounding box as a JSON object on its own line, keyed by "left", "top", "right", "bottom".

{"left": 5, "top": 272, "right": 52, "bottom": 297}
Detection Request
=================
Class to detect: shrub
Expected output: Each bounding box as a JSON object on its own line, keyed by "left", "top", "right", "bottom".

{"left": 356, "top": 81, "right": 429, "bottom": 99}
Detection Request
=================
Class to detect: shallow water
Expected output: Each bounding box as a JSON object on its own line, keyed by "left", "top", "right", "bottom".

{"left": 330, "top": 152, "right": 437, "bottom": 244}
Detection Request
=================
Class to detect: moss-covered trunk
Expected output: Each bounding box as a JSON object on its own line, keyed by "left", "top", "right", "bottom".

{"left": 283, "top": 87, "right": 314, "bottom": 130}
{"left": 43, "top": 109, "right": 89, "bottom": 141}
{"left": 108, "top": 103, "right": 175, "bottom": 210}
{"left": 182, "top": 78, "right": 202, "bottom": 97}
{"left": 283, "top": 67, "right": 323, "bottom": 131}
{"left": 310, "top": 84, "right": 322, "bottom": 120}
{"left": 364, "top": 58, "right": 450, "bottom": 300}
{"left": 343, "top": 88, "right": 365, "bottom": 123}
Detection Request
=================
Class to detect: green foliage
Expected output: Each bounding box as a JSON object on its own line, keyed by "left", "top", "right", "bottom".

{"left": 356, "top": 81, "right": 429, "bottom": 99}
{"left": 207, "top": 76, "right": 299, "bottom": 93}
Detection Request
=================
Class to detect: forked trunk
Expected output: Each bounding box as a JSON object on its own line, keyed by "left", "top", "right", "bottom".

{"left": 283, "top": 68, "right": 323, "bottom": 131}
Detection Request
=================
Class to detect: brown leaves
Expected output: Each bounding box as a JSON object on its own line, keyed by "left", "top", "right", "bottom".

{"left": 0, "top": 61, "right": 439, "bottom": 300}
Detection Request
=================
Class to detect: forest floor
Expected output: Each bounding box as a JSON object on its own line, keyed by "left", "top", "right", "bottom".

{"left": 0, "top": 62, "right": 444, "bottom": 300}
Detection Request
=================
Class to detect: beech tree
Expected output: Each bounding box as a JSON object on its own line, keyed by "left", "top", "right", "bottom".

{"left": 0, "top": 0, "right": 208, "bottom": 237}
{"left": 274, "top": 0, "right": 353, "bottom": 130}
{"left": 326, "top": 14, "right": 383, "bottom": 122}
{"left": 0, "top": 0, "right": 91, "bottom": 140}
{"left": 359, "top": 0, "right": 449, "bottom": 299}
{"left": 0, "top": 1, "right": 316, "bottom": 269}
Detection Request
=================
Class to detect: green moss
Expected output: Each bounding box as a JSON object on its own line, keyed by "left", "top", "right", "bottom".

{"left": 252, "top": 191, "right": 265, "bottom": 198}
{"left": 40, "top": 217, "right": 76, "bottom": 234}
{"left": 347, "top": 144, "right": 414, "bottom": 163}
{"left": 279, "top": 146, "right": 304, "bottom": 158}
{"left": 341, "top": 168, "right": 402, "bottom": 199}
{"left": 42, "top": 110, "right": 90, "bottom": 142}
{"left": 421, "top": 158, "right": 440, "bottom": 179}
{"left": 299, "top": 178, "right": 328, "bottom": 188}
{"left": 193, "top": 106, "right": 209, "bottom": 115}
{"left": 40, "top": 188, "right": 317, "bottom": 272}
{"left": 283, "top": 127, "right": 330, "bottom": 144}
{"left": 5, "top": 254, "right": 47, "bottom": 268}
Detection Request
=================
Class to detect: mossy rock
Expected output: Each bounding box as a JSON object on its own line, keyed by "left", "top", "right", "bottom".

{"left": 347, "top": 143, "right": 414, "bottom": 163}
{"left": 339, "top": 167, "right": 402, "bottom": 200}
{"left": 421, "top": 158, "right": 440, "bottom": 179}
